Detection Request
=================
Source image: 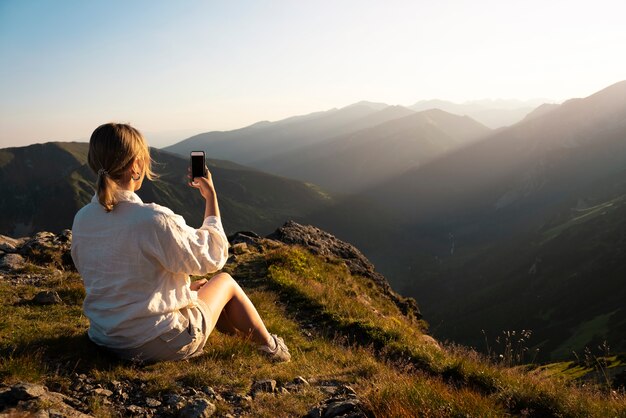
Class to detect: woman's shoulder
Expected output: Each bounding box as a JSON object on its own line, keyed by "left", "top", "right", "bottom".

{"left": 137, "top": 202, "right": 186, "bottom": 230}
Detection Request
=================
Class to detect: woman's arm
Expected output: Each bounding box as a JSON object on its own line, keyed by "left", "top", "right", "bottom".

{"left": 188, "top": 165, "right": 220, "bottom": 219}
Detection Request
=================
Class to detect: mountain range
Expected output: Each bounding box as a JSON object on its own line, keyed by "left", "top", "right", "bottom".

{"left": 410, "top": 98, "right": 551, "bottom": 128}
{"left": 329, "top": 80, "right": 626, "bottom": 360}
{"left": 0, "top": 142, "right": 332, "bottom": 237}
{"left": 252, "top": 108, "right": 491, "bottom": 193}
{"left": 164, "top": 99, "right": 539, "bottom": 194}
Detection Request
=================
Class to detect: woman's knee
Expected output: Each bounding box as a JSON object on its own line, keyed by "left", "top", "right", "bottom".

{"left": 209, "top": 272, "right": 236, "bottom": 289}
{"left": 210, "top": 271, "right": 233, "bottom": 282}
{"left": 200, "top": 272, "right": 239, "bottom": 301}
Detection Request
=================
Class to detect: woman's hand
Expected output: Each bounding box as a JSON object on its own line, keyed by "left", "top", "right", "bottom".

{"left": 188, "top": 165, "right": 216, "bottom": 200}
{"left": 190, "top": 278, "right": 208, "bottom": 291}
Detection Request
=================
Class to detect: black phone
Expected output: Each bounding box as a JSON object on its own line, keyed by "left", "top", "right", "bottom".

{"left": 190, "top": 151, "right": 206, "bottom": 180}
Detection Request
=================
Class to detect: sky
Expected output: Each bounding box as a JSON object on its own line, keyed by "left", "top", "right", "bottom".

{"left": 1, "top": 0, "right": 625, "bottom": 148}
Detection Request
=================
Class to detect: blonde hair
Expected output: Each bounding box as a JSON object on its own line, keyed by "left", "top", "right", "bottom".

{"left": 88, "top": 123, "right": 158, "bottom": 212}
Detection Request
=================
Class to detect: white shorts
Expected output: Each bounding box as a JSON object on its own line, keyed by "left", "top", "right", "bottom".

{"left": 108, "top": 299, "right": 214, "bottom": 363}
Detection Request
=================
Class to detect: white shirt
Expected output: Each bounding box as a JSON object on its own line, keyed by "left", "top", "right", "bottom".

{"left": 70, "top": 189, "right": 229, "bottom": 349}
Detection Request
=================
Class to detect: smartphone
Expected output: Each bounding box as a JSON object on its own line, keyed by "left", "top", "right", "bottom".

{"left": 190, "top": 151, "right": 206, "bottom": 180}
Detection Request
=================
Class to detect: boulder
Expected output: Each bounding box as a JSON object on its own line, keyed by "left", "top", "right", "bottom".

{"left": 0, "top": 253, "right": 26, "bottom": 270}
{"left": 0, "top": 234, "right": 26, "bottom": 252}
{"left": 10, "top": 382, "right": 46, "bottom": 400}
{"left": 19, "top": 230, "right": 73, "bottom": 269}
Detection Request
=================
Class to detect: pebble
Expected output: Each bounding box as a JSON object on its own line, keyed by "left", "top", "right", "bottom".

{"left": 92, "top": 388, "right": 113, "bottom": 397}
{"left": 126, "top": 405, "right": 144, "bottom": 414}
{"left": 145, "top": 397, "right": 161, "bottom": 407}
{"left": 250, "top": 379, "right": 276, "bottom": 395}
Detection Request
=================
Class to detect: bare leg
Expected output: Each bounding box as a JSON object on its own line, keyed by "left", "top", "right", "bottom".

{"left": 197, "top": 272, "right": 272, "bottom": 346}
{"left": 215, "top": 308, "right": 240, "bottom": 336}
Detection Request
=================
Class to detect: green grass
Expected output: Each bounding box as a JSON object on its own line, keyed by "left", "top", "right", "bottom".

{"left": 1, "top": 241, "right": 625, "bottom": 417}
{"left": 551, "top": 311, "right": 618, "bottom": 359}
{"left": 540, "top": 196, "right": 624, "bottom": 244}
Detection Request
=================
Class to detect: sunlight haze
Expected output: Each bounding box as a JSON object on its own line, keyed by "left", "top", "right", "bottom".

{"left": 1, "top": 0, "right": 625, "bottom": 148}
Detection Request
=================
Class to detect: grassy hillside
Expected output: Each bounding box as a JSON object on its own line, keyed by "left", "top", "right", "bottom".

{"left": 1, "top": 230, "right": 624, "bottom": 417}
{"left": 0, "top": 142, "right": 332, "bottom": 237}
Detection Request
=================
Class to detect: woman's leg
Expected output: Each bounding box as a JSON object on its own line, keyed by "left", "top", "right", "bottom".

{"left": 197, "top": 272, "right": 272, "bottom": 346}
{"left": 215, "top": 308, "right": 240, "bottom": 336}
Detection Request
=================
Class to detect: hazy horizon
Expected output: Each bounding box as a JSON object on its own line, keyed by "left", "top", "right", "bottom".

{"left": 0, "top": 97, "right": 556, "bottom": 149}
{"left": 2, "top": 0, "right": 625, "bottom": 148}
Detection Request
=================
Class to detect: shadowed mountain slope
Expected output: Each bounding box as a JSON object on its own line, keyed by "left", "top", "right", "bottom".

{"left": 345, "top": 80, "right": 626, "bottom": 361}
{"left": 0, "top": 142, "right": 332, "bottom": 237}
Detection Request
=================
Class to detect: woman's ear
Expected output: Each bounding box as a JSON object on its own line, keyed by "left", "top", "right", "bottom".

{"left": 131, "top": 157, "right": 143, "bottom": 177}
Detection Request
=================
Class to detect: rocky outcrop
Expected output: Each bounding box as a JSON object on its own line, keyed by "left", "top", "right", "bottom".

{"left": 0, "top": 382, "right": 92, "bottom": 417}
{"left": 266, "top": 220, "right": 422, "bottom": 321}
{"left": 20, "top": 230, "right": 74, "bottom": 268}
{"left": 0, "top": 229, "right": 73, "bottom": 272}
{"left": 304, "top": 384, "right": 368, "bottom": 418}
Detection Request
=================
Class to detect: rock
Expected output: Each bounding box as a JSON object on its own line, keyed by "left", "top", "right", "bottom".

{"left": 420, "top": 334, "right": 441, "bottom": 349}
{"left": 267, "top": 221, "right": 422, "bottom": 321}
{"left": 33, "top": 290, "right": 63, "bottom": 305}
{"left": 10, "top": 382, "right": 46, "bottom": 400}
{"left": 319, "top": 385, "right": 338, "bottom": 395}
{"left": 3, "top": 382, "right": 91, "bottom": 418}
{"left": 232, "top": 242, "right": 248, "bottom": 255}
{"left": 305, "top": 406, "right": 323, "bottom": 418}
{"left": 228, "top": 231, "right": 261, "bottom": 246}
{"left": 307, "top": 384, "right": 367, "bottom": 418}
{"left": 0, "top": 234, "right": 24, "bottom": 252}
{"left": 336, "top": 384, "right": 357, "bottom": 398}
{"left": 145, "top": 397, "right": 161, "bottom": 407}
{"left": 92, "top": 388, "right": 113, "bottom": 397}
{"left": 323, "top": 398, "right": 361, "bottom": 417}
{"left": 238, "top": 394, "right": 253, "bottom": 403}
{"left": 0, "top": 253, "right": 26, "bottom": 270}
{"left": 250, "top": 379, "right": 276, "bottom": 395}
{"left": 19, "top": 230, "right": 73, "bottom": 269}
{"left": 126, "top": 405, "right": 144, "bottom": 414}
{"left": 179, "top": 397, "right": 216, "bottom": 418}
{"left": 285, "top": 376, "right": 311, "bottom": 392}
{"left": 200, "top": 386, "right": 221, "bottom": 401}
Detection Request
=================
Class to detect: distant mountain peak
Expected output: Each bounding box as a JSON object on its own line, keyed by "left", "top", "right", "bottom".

{"left": 344, "top": 100, "right": 388, "bottom": 110}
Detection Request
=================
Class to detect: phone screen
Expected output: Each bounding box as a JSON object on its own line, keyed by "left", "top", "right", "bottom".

{"left": 191, "top": 151, "right": 205, "bottom": 179}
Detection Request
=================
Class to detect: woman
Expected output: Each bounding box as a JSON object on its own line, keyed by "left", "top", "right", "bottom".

{"left": 70, "top": 123, "right": 290, "bottom": 363}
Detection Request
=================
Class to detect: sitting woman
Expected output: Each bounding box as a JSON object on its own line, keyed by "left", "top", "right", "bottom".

{"left": 70, "top": 123, "right": 290, "bottom": 363}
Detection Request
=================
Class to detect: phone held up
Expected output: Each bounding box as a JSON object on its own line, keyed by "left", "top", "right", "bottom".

{"left": 190, "top": 151, "right": 207, "bottom": 184}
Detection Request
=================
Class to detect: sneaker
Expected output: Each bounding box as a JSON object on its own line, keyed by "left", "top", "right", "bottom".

{"left": 258, "top": 334, "right": 291, "bottom": 362}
